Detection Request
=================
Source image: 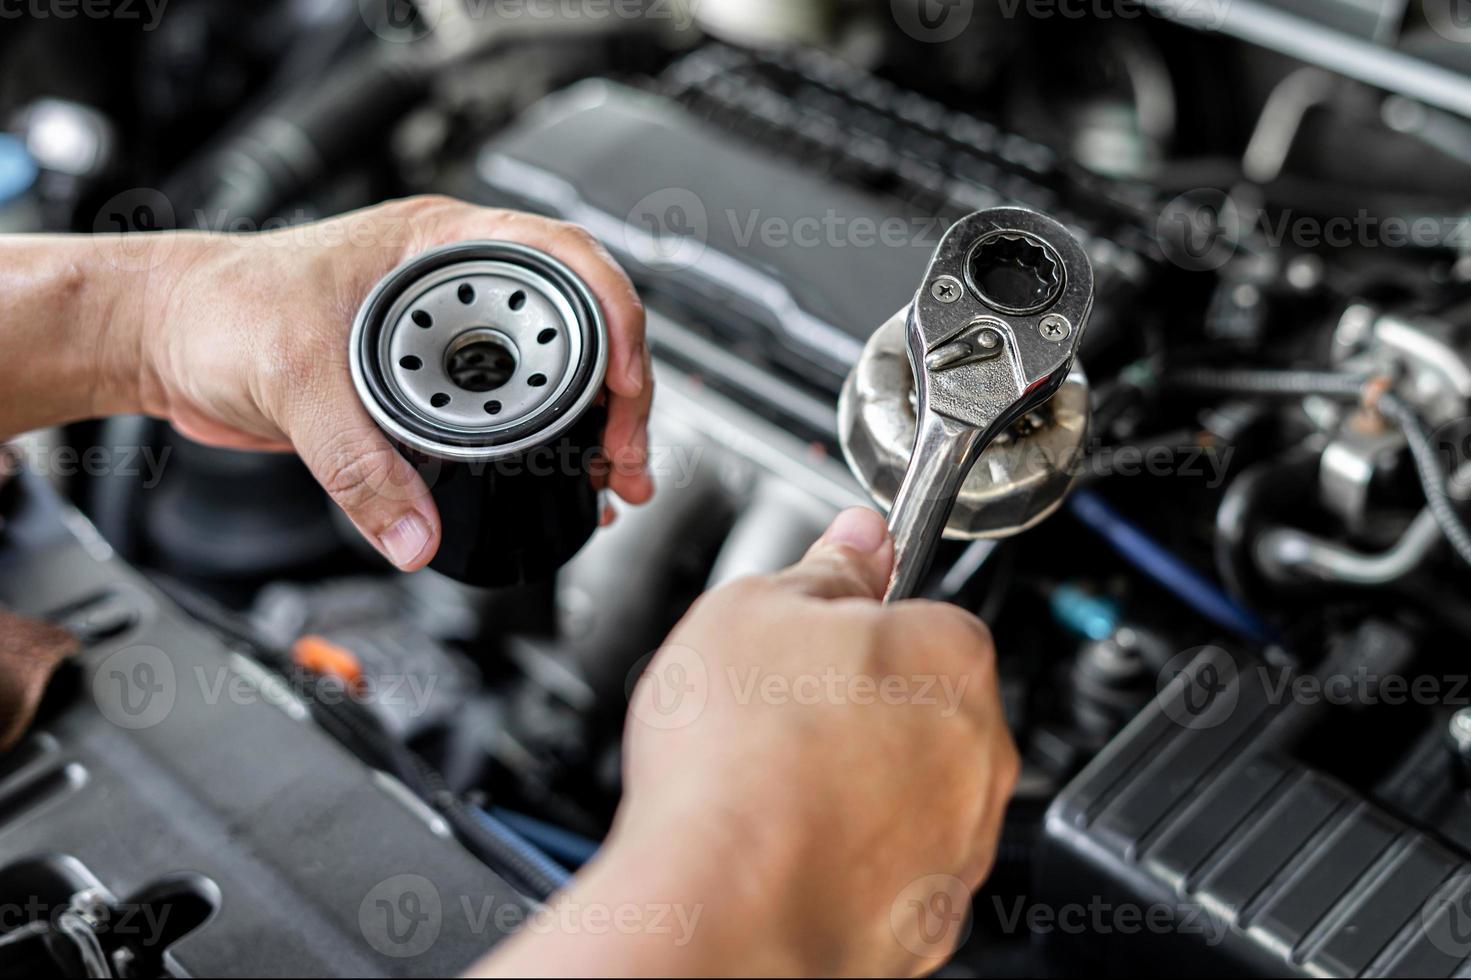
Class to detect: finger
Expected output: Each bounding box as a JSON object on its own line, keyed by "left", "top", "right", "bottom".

{"left": 284, "top": 378, "right": 442, "bottom": 572}
{"left": 166, "top": 406, "right": 296, "bottom": 453}
{"left": 496, "top": 217, "right": 648, "bottom": 399}
{"left": 965, "top": 734, "right": 1021, "bottom": 887}
{"left": 771, "top": 508, "right": 895, "bottom": 600}
{"left": 404, "top": 202, "right": 646, "bottom": 400}
{"left": 603, "top": 352, "right": 655, "bottom": 504}
{"left": 417, "top": 205, "right": 653, "bottom": 501}
{"left": 172, "top": 421, "right": 294, "bottom": 454}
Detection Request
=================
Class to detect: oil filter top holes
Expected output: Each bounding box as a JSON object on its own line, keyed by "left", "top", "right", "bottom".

{"left": 509, "top": 290, "right": 527, "bottom": 311}
{"left": 445, "top": 329, "right": 518, "bottom": 393}
{"left": 412, "top": 310, "right": 433, "bottom": 328}
{"left": 458, "top": 283, "right": 475, "bottom": 304}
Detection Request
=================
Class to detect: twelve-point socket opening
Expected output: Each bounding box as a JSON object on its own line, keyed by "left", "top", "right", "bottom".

{"left": 966, "top": 231, "right": 1065, "bottom": 315}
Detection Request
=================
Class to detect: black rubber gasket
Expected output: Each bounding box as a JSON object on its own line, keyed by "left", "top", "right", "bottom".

{"left": 356, "top": 242, "right": 604, "bottom": 454}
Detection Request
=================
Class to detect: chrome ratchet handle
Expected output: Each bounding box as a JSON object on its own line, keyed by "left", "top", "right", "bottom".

{"left": 877, "top": 207, "right": 1096, "bottom": 602}
{"left": 884, "top": 412, "right": 988, "bottom": 601}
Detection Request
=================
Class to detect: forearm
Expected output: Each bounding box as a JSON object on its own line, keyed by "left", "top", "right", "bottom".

{"left": 0, "top": 234, "right": 177, "bottom": 438}
{"left": 469, "top": 820, "right": 807, "bottom": 978}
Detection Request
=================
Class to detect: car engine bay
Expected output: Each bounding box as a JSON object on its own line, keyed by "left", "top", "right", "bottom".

{"left": 4, "top": 0, "right": 1471, "bottom": 976}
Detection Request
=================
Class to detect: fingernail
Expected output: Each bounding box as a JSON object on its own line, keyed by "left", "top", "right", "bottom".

{"left": 625, "top": 341, "right": 646, "bottom": 392}
{"left": 379, "top": 512, "right": 430, "bottom": 569}
{"left": 822, "top": 507, "right": 888, "bottom": 554}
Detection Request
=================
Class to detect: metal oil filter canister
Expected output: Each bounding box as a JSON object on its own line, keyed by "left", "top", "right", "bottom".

{"left": 350, "top": 241, "right": 608, "bottom": 586}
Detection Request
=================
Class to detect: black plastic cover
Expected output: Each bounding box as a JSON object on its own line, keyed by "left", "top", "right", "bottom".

{"left": 0, "top": 475, "right": 526, "bottom": 976}
{"left": 1040, "top": 645, "right": 1471, "bottom": 977}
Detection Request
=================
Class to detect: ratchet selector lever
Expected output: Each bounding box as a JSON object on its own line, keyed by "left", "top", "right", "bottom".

{"left": 876, "top": 207, "right": 1094, "bottom": 600}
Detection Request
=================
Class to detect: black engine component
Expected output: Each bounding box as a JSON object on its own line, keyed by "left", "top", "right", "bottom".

{"left": 467, "top": 44, "right": 1154, "bottom": 390}
{"left": 0, "top": 474, "right": 527, "bottom": 976}
{"left": 7, "top": 6, "right": 1471, "bottom": 975}
{"left": 1040, "top": 630, "right": 1471, "bottom": 977}
{"left": 350, "top": 241, "right": 608, "bottom": 587}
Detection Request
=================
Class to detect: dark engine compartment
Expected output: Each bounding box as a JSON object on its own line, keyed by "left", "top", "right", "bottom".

{"left": 4, "top": 1, "right": 1471, "bottom": 976}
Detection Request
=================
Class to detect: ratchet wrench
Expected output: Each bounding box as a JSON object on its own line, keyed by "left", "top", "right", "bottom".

{"left": 883, "top": 207, "right": 1094, "bottom": 601}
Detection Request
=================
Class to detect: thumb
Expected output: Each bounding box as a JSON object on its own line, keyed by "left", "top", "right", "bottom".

{"left": 773, "top": 507, "right": 895, "bottom": 600}
{"left": 288, "top": 390, "right": 442, "bottom": 572}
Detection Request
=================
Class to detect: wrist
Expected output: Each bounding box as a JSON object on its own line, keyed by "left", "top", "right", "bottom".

{"left": 591, "top": 804, "right": 818, "bottom": 975}
{"left": 0, "top": 232, "right": 193, "bottom": 434}
{"left": 95, "top": 231, "right": 205, "bottom": 419}
{"left": 472, "top": 813, "right": 814, "bottom": 978}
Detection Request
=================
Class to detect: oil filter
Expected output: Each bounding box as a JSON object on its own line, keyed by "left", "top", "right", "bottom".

{"left": 350, "top": 241, "right": 608, "bottom": 587}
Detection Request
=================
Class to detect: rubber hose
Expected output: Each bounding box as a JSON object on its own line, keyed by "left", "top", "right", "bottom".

{"left": 1377, "top": 392, "right": 1471, "bottom": 570}
{"left": 1165, "top": 367, "right": 1373, "bottom": 400}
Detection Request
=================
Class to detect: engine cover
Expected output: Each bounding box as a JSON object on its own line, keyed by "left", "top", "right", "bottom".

{"left": 0, "top": 476, "right": 526, "bottom": 976}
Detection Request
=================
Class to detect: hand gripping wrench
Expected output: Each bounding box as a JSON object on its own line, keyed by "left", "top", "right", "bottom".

{"left": 881, "top": 207, "right": 1094, "bottom": 601}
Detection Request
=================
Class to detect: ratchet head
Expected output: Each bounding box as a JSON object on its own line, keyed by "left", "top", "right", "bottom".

{"left": 907, "top": 207, "right": 1094, "bottom": 441}
{"left": 869, "top": 207, "right": 1095, "bottom": 601}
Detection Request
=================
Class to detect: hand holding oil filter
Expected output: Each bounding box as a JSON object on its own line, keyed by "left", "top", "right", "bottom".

{"left": 350, "top": 241, "right": 608, "bottom": 587}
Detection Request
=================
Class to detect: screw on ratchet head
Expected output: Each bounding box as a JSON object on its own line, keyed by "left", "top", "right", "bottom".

{"left": 883, "top": 207, "right": 1094, "bottom": 601}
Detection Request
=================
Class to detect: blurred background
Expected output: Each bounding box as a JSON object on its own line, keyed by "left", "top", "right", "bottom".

{"left": 4, "top": 1, "right": 1471, "bottom": 976}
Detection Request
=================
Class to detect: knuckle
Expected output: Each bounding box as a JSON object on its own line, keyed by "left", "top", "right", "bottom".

{"left": 321, "top": 440, "right": 401, "bottom": 513}
{"left": 624, "top": 287, "right": 647, "bottom": 322}
{"left": 551, "top": 219, "right": 601, "bottom": 249}
{"left": 695, "top": 574, "right": 771, "bottom": 617}
{"left": 395, "top": 193, "right": 458, "bottom": 216}
{"left": 892, "top": 602, "right": 992, "bottom": 659}
{"left": 827, "top": 562, "right": 879, "bottom": 600}
{"left": 386, "top": 194, "right": 475, "bottom": 249}
{"left": 782, "top": 550, "right": 877, "bottom": 600}
{"left": 999, "top": 737, "right": 1022, "bottom": 796}
{"left": 710, "top": 575, "right": 759, "bottom": 604}
{"left": 932, "top": 605, "right": 996, "bottom": 664}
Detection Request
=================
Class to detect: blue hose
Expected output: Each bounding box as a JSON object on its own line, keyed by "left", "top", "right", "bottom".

{"left": 1068, "top": 489, "right": 1277, "bottom": 645}
{"left": 0, "top": 135, "right": 36, "bottom": 207}
{"left": 490, "top": 807, "right": 601, "bottom": 868}
{"left": 468, "top": 807, "right": 573, "bottom": 894}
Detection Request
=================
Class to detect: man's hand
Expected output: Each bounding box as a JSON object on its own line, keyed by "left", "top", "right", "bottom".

{"left": 133, "top": 196, "right": 653, "bottom": 569}
{"left": 477, "top": 508, "right": 1019, "bottom": 978}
